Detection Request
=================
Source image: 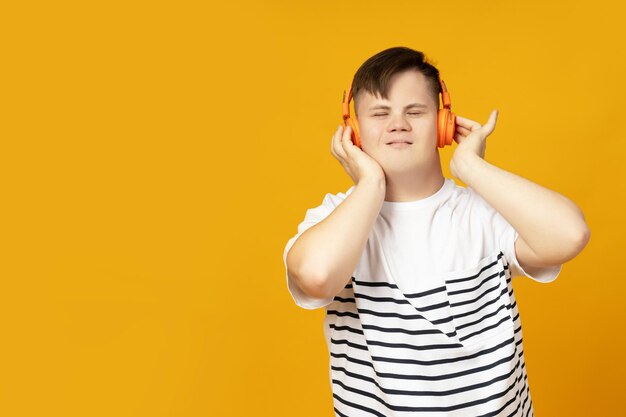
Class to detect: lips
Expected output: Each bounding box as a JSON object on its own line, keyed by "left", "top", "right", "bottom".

{"left": 386, "top": 140, "right": 413, "bottom": 145}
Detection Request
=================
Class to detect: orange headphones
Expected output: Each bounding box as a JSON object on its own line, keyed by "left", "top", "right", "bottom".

{"left": 341, "top": 74, "right": 457, "bottom": 149}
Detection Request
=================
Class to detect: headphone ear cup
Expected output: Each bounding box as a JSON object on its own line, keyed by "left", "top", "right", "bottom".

{"left": 437, "top": 108, "right": 448, "bottom": 148}
{"left": 437, "top": 109, "right": 456, "bottom": 148}
{"left": 346, "top": 118, "right": 361, "bottom": 149}
{"left": 448, "top": 112, "right": 457, "bottom": 145}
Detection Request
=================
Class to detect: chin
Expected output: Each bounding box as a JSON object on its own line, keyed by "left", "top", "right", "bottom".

{"left": 382, "top": 151, "right": 428, "bottom": 167}
{"left": 381, "top": 163, "right": 419, "bottom": 177}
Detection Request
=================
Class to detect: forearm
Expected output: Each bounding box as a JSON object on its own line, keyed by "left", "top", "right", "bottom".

{"left": 287, "top": 178, "right": 385, "bottom": 299}
{"left": 456, "top": 154, "right": 590, "bottom": 263}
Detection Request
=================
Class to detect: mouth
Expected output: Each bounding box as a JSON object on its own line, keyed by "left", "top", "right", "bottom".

{"left": 386, "top": 140, "right": 413, "bottom": 145}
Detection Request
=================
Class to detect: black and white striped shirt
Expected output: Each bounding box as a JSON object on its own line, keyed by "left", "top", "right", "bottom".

{"left": 284, "top": 178, "right": 562, "bottom": 416}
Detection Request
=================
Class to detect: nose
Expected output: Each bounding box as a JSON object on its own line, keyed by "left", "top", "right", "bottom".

{"left": 387, "top": 113, "right": 412, "bottom": 133}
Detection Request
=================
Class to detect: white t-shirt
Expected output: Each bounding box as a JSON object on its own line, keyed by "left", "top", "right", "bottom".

{"left": 283, "top": 177, "right": 562, "bottom": 416}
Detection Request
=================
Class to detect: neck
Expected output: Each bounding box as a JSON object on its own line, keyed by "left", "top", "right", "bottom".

{"left": 383, "top": 153, "right": 445, "bottom": 202}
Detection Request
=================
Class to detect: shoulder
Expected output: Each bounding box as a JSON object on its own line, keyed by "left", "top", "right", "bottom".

{"left": 318, "top": 186, "right": 353, "bottom": 210}
{"left": 299, "top": 186, "right": 353, "bottom": 224}
{"left": 458, "top": 184, "right": 500, "bottom": 218}
{"left": 437, "top": 179, "right": 481, "bottom": 215}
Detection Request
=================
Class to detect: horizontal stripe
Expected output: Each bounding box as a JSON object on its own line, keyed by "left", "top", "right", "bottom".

{"left": 405, "top": 285, "right": 447, "bottom": 298}
{"left": 352, "top": 279, "right": 400, "bottom": 289}
{"left": 364, "top": 322, "right": 456, "bottom": 338}
{"left": 355, "top": 293, "right": 450, "bottom": 312}
{"left": 449, "top": 271, "right": 505, "bottom": 308}
{"left": 327, "top": 309, "right": 359, "bottom": 320}
{"left": 331, "top": 351, "right": 519, "bottom": 382}
{"left": 333, "top": 296, "right": 355, "bottom": 303}
{"left": 448, "top": 270, "right": 500, "bottom": 296}
{"left": 329, "top": 307, "right": 454, "bottom": 326}
{"left": 459, "top": 315, "right": 512, "bottom": 342}
{"left": 445, "top": 252, "right": 505, "bottom": 285}
{"left": 366, "top": 338, "right": 463, "bottom": 351}
{"left": 331, "top": 334, "right": 519, "bottom": 366}
{"left": 457, "top": 302, "right": 508, "bottom": 331}
{"left": 477, "top": 374, "right": 528, "bottom": 417}
{"left": 332, "top": 363, "right": 523, "bottom": 411}
{"left": 333, "top": 406, "right": 350, "bottom": 417}
{"left": 478, "top": 392, "right": 518, "bottom": 417}
{"left": 332, "top": 370, "right": 523, "bottom": 413}
{"left": 333, "top": 392, "right": 385, "bottom": 417}
{"left": 452, "top": 287, "right": 508, "bottom": 320}
{"left": 352, "top": 322, "right": 457, "bottom": 338}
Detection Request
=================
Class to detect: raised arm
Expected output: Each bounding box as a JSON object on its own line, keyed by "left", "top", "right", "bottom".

{"left": 451, "top": 111, "right": 590, "bottom": 269}
{"left": 287, "top": 124, "right": 386, "bottom": 300}
{"left": 287, "top": 178, "right": 385, "bottom": 299}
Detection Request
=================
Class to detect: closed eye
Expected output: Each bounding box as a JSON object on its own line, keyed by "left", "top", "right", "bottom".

{"left": 373, "top": 112, "right": 423, "bottom": 116}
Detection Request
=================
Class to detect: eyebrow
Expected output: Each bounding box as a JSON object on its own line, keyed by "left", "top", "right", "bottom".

{"left": 368, "top": 103, "right": 428, "bottom": 111}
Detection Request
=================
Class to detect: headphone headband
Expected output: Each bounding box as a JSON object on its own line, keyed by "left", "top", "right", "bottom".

{"left": 439, "top": 75, "right": 451, "bottom": 110}
{"left": 342, "top": 88, "right": 352, "bottom": 121}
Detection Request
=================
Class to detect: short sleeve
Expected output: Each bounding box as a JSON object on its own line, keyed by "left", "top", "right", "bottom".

{"left": 283, "top": 193, "right": 343, "bottom": 310}
{"left": 469, "top": 187, "right": 562, "bottom": 283}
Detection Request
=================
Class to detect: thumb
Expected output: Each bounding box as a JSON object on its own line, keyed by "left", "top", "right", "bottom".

{"left": 482, "top": 110, "right": 498, "bottom": 136}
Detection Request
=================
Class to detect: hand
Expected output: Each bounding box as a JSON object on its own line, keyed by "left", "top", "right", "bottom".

{"left": 450, "top": 109, "right": 499, "bottom": 180}
{"left": 330, "top": 125, "right": 386, "bottom": 186}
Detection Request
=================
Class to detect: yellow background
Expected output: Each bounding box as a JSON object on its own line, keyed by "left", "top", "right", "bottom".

{"left": 1, "top": 0, "right": 624, "bottom": 416}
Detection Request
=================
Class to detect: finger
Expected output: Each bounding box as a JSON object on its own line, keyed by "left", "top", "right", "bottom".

{"left": 340, "top": 125, "right": 355, "bottom": 153}
{"left": 341, "top": 125, "right": 361, "bottom": 158}
{"left": 455, "top": 125, "right": 471, "bottom": 136}
{"left": 335, "top": 125, "right": 350, "bottom": 160}
{"left": 455, "top": 115, "right": 482, "bottom": 131}
{"left": 481, "top": 110, "right": 498, "bottom": 135}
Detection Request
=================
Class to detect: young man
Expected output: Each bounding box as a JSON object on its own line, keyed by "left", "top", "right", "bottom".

{"left": 283, "top": 47, "right": 590, "bottom": 416}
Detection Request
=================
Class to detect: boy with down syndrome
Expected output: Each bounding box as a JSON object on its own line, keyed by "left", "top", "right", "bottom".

{"left": 283, "top": 46, "right": 590, "bottom": 416}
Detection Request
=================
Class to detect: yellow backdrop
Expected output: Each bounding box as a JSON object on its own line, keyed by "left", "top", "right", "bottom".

{"left": 1, "top": 0, "right": 623, "bottom": 416}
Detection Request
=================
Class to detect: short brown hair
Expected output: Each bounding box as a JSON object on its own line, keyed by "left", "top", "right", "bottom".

{"left": 351, "top": 47, "right": 441, "bottom": 117}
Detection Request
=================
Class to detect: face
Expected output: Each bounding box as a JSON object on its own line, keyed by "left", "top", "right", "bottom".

{"left": 354, "top": 69, "right": 439, "bottom": 177}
